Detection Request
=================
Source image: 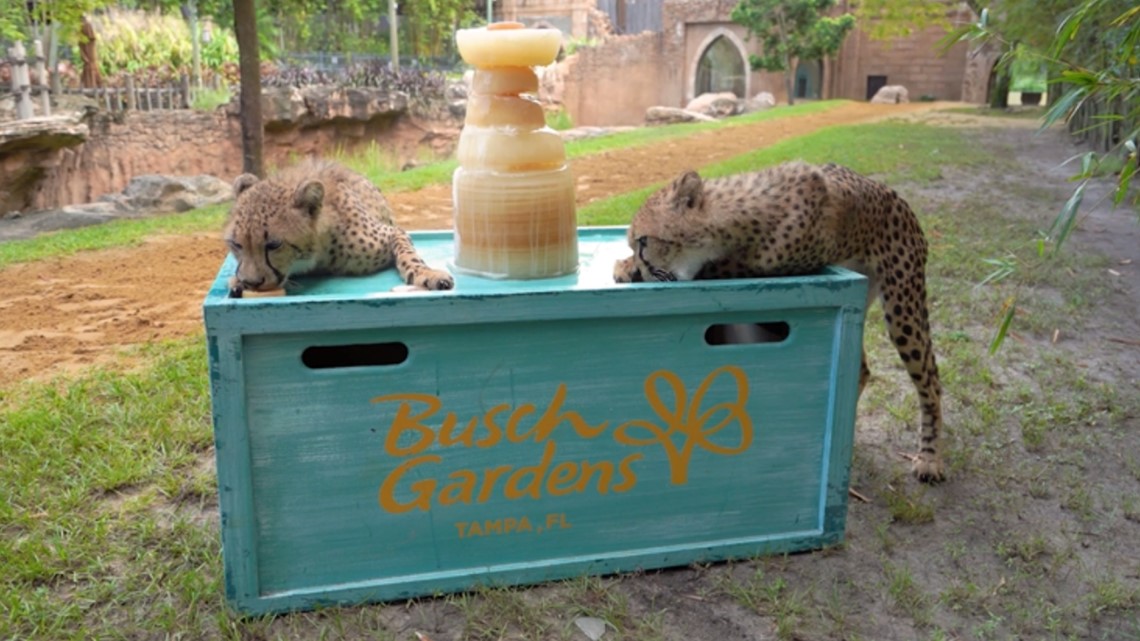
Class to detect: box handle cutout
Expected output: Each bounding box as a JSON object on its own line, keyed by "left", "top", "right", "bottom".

{"left": 705, "top": 322, "right": 790, "bottom": 345}
{"left": 302, "top": 342, "right": 409, "bottom": 369}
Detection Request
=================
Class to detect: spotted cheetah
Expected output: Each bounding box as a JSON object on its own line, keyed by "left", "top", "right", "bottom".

{"left": 223, "top": 159, "right": 454, "bottom": 297}
{"left": 613, "top": 161, "right": 946, "bottom": 482}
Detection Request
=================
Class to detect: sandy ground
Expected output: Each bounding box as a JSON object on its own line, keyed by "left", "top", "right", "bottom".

{"left": 0, "top": 101, "right": 949, "bottom": 387}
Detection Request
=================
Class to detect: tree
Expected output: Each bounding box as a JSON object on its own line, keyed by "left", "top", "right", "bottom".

{"left": 233, "top": 0, "right": 264, "bottom": 177}
{"left": 402, "top": 0, "right": 476, "bottom": 60}
{"left": 731, "top": 0, "right": 854, "bottom": 105}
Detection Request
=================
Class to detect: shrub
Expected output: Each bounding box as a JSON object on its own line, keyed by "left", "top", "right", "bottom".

{"left": 90, "top": 9, "right": 239, "bottom": 84}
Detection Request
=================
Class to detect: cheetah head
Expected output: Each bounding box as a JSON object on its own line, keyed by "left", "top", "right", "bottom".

{"left": 614, "top": 170, "right": 724, "bottom": 283}
{"left": 222, "top": 173, "right": 326, "bottom": 296}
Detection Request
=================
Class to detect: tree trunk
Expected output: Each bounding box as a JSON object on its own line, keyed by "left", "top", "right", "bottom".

{"left": 389, "top": 0, "right": 399, "bottom": 71}
{"left": 989, "top": 63, "right": 1010, "bottom": 109}
{"left": 785, "top": 71, "right": 796, "bottom": 106}
{"left": 185, "top": 0, "right": 202, "bottom": 88}
{"left": 234, "top": 0, "right": 264, "bottom": 177}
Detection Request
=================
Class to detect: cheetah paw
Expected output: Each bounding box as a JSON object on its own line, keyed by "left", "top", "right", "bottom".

{"left": 912, "top": 454, "right": 946, "bottom": 484}
{"left": 413, "top": 268, "right": 455, "bottom": 291}
{"left": 613, "top": 256, "right": 638, "bottom": 283}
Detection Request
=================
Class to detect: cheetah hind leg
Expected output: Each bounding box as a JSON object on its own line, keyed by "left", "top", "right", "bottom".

{"left": 849, "top": 259, "right": 944, "bottom": 483}
{"left": 388, "top": 228, "right": 455, "bottom": 291}
{"left": 878, "top": 273, "right": 945, "bottom": 483}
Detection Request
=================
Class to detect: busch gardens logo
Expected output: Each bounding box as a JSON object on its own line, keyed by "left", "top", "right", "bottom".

{"left": 372, "top": 366, "right": 755, "bottom": 515}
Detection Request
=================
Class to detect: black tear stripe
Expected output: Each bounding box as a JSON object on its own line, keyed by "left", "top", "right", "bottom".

{"left": 264, "top": 246, "right": 285, "bottom": 283}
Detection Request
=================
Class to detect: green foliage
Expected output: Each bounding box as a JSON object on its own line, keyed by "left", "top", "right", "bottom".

{"left": 545, "top": 108, "right": 574, "bottom": 131}
{"left": 90, "top": 8, "right": 240, "bottom": 81}
{"left": 0, "top": 0, "right": 114, "bottom": 46}
{"left": 0, "top": 1, "right": 25, "bottom": 41}
{"left": 731, "top": 0, "right": 854, "bottom": 71}
{"left": 190, "top": 83, "right": 232, "bottom": 110}
{"left": 564, "top": 36, "right": 601, "bottom": 55}
{"left": 403, "top": 0, "right": 477, "bottom": 59}
{"left": 854, "top": 0, "right": 951, "bottom": 41}
{"left": 945, "top": 0, "right": 1139, "bottom": 352}
{"left": 1009, "top": 52, "right": 1047, "bottom": 92}
{"left": 731, "top": 0, "right": 854, "bottom": 104}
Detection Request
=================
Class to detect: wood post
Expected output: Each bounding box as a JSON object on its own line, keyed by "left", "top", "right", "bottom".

{"left": 125, "top": 76, "right": 137, "bottom": 111}
{"left": 234, "top": 0, "right": 265, "bottom": 177}
{"left": 8, "top": 42, "right": 34, "bottom": 119}
{"left": 33, "top": 39, "right": 50, "bottom": 116}
{"left": 181, "top": 74, "right": 192, "bottom": 108}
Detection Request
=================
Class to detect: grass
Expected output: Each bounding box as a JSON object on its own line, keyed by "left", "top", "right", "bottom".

{"left": 579, "top": 120, "right": 991, "bottom": 225}
{"left": 0, "top": 101, "right": 847, "bottom": 271}
{"left": 4, "top": 112, "right": 1140, "bottom": 640}
{"left": 0, "top": 203, "right": 228, "bottom": 270}
{"left": 348, "top": 99, "right": 846, "bottom": 194}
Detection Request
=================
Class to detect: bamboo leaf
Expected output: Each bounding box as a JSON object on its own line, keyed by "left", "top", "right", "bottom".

{"left": 1049, "top": 181, "right": 1087, "bottom": 252}
{"left": 1041, "top": 87, "right": 1087, "bottom": 131}
{"left": 989, "top": 297, "right": 1017, "bottom": 355}
{"left": 1115, "top": 158, "right": 1138, "bottom": 207}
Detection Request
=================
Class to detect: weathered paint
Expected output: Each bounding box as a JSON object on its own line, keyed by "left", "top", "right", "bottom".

{"left": 202, "top": 227, "right": 867, "bottom": 615}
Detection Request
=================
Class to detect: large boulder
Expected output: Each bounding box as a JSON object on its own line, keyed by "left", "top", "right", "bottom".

{"left": 871, "top": 85, "right": 910, "bottom": 104}
{"left": 645, "top": 106, "right": 717, "bottom": 126}
{"left": 99, "top": 174, "right": 233, "bottom": 214}
{"left": 685, "top": 91, "right": 742, "bottom": 117}
{"left": 241, "top": 86, "right": 411, "bottom": 127}
{"left": 747, "top": 91, "right": 777, "bottom": 111}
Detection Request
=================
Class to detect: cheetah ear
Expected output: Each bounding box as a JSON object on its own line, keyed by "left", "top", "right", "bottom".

{"left": 672, "top": 170, "right": 704, "bottom": 212}
{"left": 293, "top": 179, "right": 325, "bottom": 217}
{"left": 232, "top": 173, "right": 259, "bottom": 198}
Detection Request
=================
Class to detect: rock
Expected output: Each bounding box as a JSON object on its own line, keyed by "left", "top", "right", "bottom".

{"left": 645, "top": 106, "right": 718, "bottom": 125}
{"left": 445, "top": 75, "right": 470, "bottom": 118}
{"left": 871, "top": 85, "right": 910, "bottom": 104}
{"left": 747, "top": 91, "right": 777, "bottom": 111}
{"left": 685, "top": 91, "right": 742, "bottom": 117}
{"left": 100, "top": 174, "right": 233, "bottom": 214}
{"left": 234, "top": 86, "right": 412, "bottom": 128}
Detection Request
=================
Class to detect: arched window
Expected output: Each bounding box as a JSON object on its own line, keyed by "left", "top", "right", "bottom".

{"left": 794, "top": 60, "right": 823, "bottom": 99}
{"left": 695, "top": 36, "right": 746, "bottom": 98}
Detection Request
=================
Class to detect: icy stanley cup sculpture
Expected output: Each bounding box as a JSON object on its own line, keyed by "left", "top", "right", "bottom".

{"left": 452, "top": 23, "right": 578, "bottom": 279}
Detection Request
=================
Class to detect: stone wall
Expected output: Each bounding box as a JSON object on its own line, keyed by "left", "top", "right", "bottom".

{"left": 2, "top": 88, "right": 460, "bottom": 214}
{"left": 829, "top": 21, "right": 974, "bottom": 102}
{"left": 499, "top": 0, "right": 594, "bottom": 37}
{"left": 561, "top": 32, "right": 666, "bottom": 126}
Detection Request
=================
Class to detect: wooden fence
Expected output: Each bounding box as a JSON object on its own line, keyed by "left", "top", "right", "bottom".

{"left": 6, "top": 38, "right": 213, "bottom": 119}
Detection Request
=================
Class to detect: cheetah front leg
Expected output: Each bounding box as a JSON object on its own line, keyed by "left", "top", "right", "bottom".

{"left": 876, "top": 263, "right": 946, "bottom": 483}
{"left": 387, "top": 227, "right": 455, "bottom": 291}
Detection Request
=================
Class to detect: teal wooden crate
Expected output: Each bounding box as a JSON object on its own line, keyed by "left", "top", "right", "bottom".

{"left": 202, "top": 227, "right": 867, "bottom": 615}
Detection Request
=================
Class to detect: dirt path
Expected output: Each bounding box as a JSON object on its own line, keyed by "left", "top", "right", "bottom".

{"left": 0, "top": 101, "right": 947, "bottom": 387}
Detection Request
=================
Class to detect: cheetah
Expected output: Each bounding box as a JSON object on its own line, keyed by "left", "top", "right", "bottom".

{"left": 223, "top": 159, "right": 454, "bottom": 297}
{"left": 613, "top": 161, "right": 946, "bottom": 482}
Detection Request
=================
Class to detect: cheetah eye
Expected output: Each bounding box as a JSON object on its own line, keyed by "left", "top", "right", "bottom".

{"left": 226, "top": 239, "right": 242, "bottom": 252}
{"left": 265, "top": 240, "right": 283, "bottom": 251}
{"left": 636, "top": 236, "right": 648, "bottom": 249}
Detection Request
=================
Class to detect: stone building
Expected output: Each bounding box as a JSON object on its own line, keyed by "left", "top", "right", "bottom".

{"left": 494, "top": 0, "right": 995, "bottom": 126}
